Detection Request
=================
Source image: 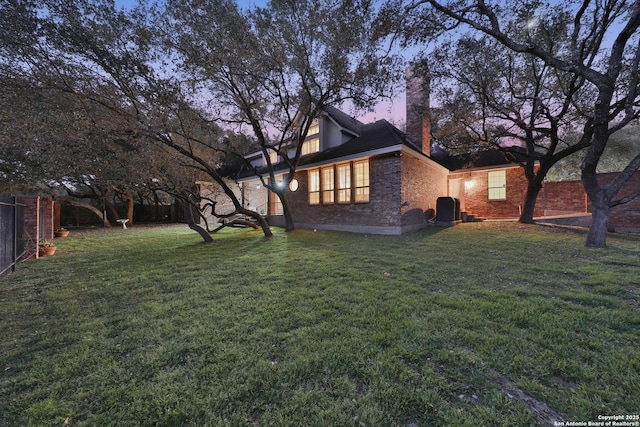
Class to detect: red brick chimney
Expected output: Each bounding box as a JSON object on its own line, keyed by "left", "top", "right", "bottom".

{"left": 405, "top": 61, "right": 431, "bottom": 156}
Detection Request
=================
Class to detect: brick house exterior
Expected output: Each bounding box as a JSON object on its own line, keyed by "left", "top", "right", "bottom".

{"left": 198, "top": 66, "right": 639, "bottom": 234}
{"left": 445, "top": 164, "right": 639, "bottom": 232}
{"left": 448, "top": 165, "right": 532, "bottom": 218}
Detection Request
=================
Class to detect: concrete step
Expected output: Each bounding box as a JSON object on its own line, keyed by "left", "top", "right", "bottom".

{"left": 462, "top": 212, "right": 483, "bottom": 222}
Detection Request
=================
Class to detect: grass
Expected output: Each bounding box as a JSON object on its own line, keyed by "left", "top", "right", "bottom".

{"left": 1, "top": 223, "right": 639, "bottom": 426}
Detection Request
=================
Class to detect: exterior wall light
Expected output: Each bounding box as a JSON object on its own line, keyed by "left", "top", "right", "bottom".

{"left": 289, "top": 179, "right": 299, "bottom": 192}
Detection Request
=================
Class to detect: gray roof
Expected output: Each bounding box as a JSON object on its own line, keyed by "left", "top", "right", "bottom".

{"left": 299, "top": 119, "right": 419, "bottom": 166}
{"left": 321, "top": 105, "right": 364, "bottom": 136}
{"left": 236, "top": 112, "right": 428, "bottom": 179}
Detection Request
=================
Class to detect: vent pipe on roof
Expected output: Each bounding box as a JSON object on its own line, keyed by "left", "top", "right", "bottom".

{"left": 405, "top": 60, "right": 431, "bottom": 156}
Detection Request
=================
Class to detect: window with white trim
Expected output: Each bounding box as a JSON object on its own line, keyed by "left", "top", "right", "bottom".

{"left": 488, "top": 170, "right": 506, "bottom": 200}
{"left": 301, "top": 119, "right": 320, "bottom": 155}
{"left": 272, "top": 177, "right": 283, "bottom": 214}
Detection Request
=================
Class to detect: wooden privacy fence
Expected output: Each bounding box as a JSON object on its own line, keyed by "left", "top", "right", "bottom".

{"left": 0, "top": 196, "right": 26, "bottom": 277}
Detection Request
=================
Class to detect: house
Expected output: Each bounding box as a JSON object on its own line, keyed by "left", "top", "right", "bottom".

{"left": 199, "top": 67, "right": 640, "bottom": 234}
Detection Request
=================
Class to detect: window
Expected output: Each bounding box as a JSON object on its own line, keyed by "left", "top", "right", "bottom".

{"left": 308, "top": 169, "right": 320, "bottom": 205}
{"left": 271, "top": 177, "right": 283, "bottom": 214}
{"left": 354, "top": 160, "right": 370, "bottom": 202}
{"left": 307, "top": 119, "right": 319, "bottom": 136}
{"left": 307, "top": 160, "right": 370, "bottom": 206}
{"left": 322, "top": 167, "right": 334, "bottom": 204}
{"left": 301, "top": 119, "right": 320, "bottom": 155}
{"left": 488, "top": 170, "right": 506, "bottom": 200}
{"left": 301, "top": 137, "right": 320, "bottom": 155}
{"left": 337, "top": 163, "right": 351, "bottom": 203}
{"left": 268, "top": 150, "right": 279, "bottom": 165}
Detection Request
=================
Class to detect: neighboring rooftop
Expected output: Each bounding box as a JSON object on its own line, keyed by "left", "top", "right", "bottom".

{"left": 433, "top": 147, "right": 528, "bottom": 171}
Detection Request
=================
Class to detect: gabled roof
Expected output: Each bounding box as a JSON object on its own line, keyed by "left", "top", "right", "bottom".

{"left": 235, "top": 118, "right": 420, "bottom": 179}
{"left": 321, "top": 105, "right": 364, "bottom": 136}
{"left": 299, "top": 119, "right": 414, "bottom": 166}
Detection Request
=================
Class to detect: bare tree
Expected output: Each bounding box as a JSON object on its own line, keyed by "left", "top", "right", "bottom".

{"left": 429, "top": 29, "right": 595, "bottom": 224}
{"left": 404, "top": 0, "right": 640, "bottom": 247}
{"left": 0, "top": 0, "right": 274, "bottom": 239}
{"left": 160, "top": 0, "right": 402, "bottom": 231}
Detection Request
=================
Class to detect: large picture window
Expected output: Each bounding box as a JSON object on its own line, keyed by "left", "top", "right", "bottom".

{"left": 307, "top": 160, "right": 370, "bottom": 206}
{"left": 322, "top": 167, "right": 334, "bottom": 204}
{"left": 309, "top": 169, "right": 320, "bottom": 205}
{"left": 488, "top": 170, "right": 506, "bottom": 200}
{"left": 337, "top": 163, "right": 351, "bottom": 203}
{"left": 354, "top": 160, "right": 370, "bottom": 202}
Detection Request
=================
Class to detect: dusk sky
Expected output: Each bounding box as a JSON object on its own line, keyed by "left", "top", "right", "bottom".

{"left": 112, "top": 0, "right": 408, "bottom": 125}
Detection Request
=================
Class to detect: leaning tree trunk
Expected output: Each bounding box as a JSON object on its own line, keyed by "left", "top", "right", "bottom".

{"left": 238, "top": 207, "right": 273, "bottom": 237}
{"left": 182, "top": 193, "right": 214, "bottom": 243}
{"left": 519, "top": 178, "right": 544, "bottom": 224}
{"left": 54, "top": 196, "right": 112, "bottom": 227}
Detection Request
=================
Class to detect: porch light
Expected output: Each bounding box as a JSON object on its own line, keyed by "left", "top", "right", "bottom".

{"left": 289, "top": 179, "right": 299, "bottom": 192}
{"left": 464, "top": 180, "right": 475, "bottom": 190}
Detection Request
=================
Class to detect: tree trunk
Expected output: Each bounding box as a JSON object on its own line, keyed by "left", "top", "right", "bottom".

{"left": 239, "top": 207, "right": 273, "bottom": 237}
{"left": 182, "top": 193, "right": 214, "bottom": 243}
{"left": 55, "top": 196, "right": 112, "bottom": 227}
{"left": 105, "top": 199, "right": 120, "bottom": 223}
{"left": 582, "top": 167, "right": 610, "bottom": 248}
{"left": 519, "top": 178, "right": 543, "bottom": 224}
{"left": 581, "top": 115, "right": 611, "bottom": 248}
{"left": 126, "top": 189, "right": 135, "bottom": 226}
{"left": 279, "top": 191, "right": 295, "bottom": 232}
{"left": 585, "top": 194, "right": 610, "bottom": 248}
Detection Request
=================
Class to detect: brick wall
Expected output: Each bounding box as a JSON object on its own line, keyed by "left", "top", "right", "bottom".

{"left": 405, "top": 62, "right": 431, "bottom": 155}
{"left": 288, "top": 154, "right": 405, "bottom": 233}
{"left": 401, "top": 154, "right": 448, "bottom": 229}
{"left": 540, "top": 172, "right": 640, "bottom": 231}
{"left": 449, "top": 166, "right": 529, "bottom": 218}
{"left": 20, "top": 196, "right": 55, "bottom": 259}
{"left": 539, "top": 181, "right": 588, "bottom": 215}
{"left": 450, "top": 167, "right": 639, "bottom": 232}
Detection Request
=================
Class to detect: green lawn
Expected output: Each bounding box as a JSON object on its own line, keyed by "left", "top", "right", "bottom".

{"left": 1, "top": 223, "right": 639, "bottom": 426}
